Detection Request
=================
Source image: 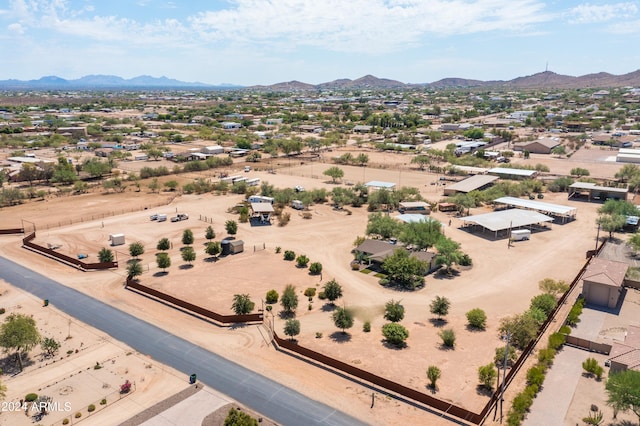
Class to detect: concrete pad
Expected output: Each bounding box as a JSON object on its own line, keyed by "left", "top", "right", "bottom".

{"left": 140, "top": 387, "right": 230, "bottom": 426}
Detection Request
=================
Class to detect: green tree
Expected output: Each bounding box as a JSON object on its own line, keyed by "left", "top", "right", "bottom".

{"left": 148, "top": 178, "right": 160, "bottom": 193}
{"left": 398, "top": 219, "right": 443, "bottom": 250}
{"left": 366, "top": 212, "right": 401, "bottom": 239}
{"left": 157, "top": 238, "right": 171, "bottom": 251}
{"left": 498, "top": 312, "right": 540, "bottom": 350}
{"left": 530, "top": 293, "right": 557, "bottom": 317}
{"left": 381, "top": 249, "right": 428, "bottom": 290}
{"left": 98, "top": 248, "right": 114, "bottom": 263}
{"left": 551, "top": 145, "right": 566, "bottom": 157}
{"left": 265, "top": 289, "right": 279, "bottom": 304}
{"left": 41, "top": 337, "right": 60, "bottom": 358}
{"left": 127, "top": 260, "right": 143, "bottom": 279}
{"left": 382, "top": 322, "right": 409, "bottom": 346}
{"left": 225, "top": 220, "right": 238, "bottom": 235}
{"left": 281, "top": 284, "right": 298, "bottom": 313}
{"left": 231, "top": 294, "right": 255, "bottom": 315}
{"left": 18, "top": 163, "right": 40, "bottom": 186}
{"left": 163, "top": 180, "right": 179, "bottom": 191}
{"left": 205, "top": 241, "right": 221, "bottom": 259}
{"left": 427, "top": 365, "right": 441, "bottom": 389}
{"left": 570, "top": 167, "right": 590, "bottom": 177}
{"left": 323, "top": 166, "right": 344, "bottom": 183}
{"left": 156, "top": 252, "right": 171, "bottom": 271}
{"left": 478, "top": 363, "right": 497, "bottom": 390}
{"left": 223, "top": 406, "right": 258, "bottom": 426}
{"left": 355, "top": 153, "right": 369, "bottom": 166}
{"left": 0, "top": 313, "right": 41, "bottom": 371}
{"left": 82, "top": 158, "right": 112, "bottom": 178}
{"left": 322, "top": 279, "right": 343, "bottom": 304}
{"left": 295, "top": 254, "right": 309, "bottom": 268}
{"left": 332, "top": 307, "right": 354, "bottom": 334}
{"left": 466, "top": 308, "right": 487, "bottom": 330}
{"left": 597, "top": 213, "right": 626, "bottom": 239}
{"left": 411, "top": 155, "right": 431, "bottom": 170}
{"left": 182, "top": 229, "right": 194, "bottom": 246}
{"left": 283, "top": 319, "right": 300, "bottom": 341}
{"left": 434, "top": 237, "right": 464, "bottom": 274}
{"left": 384, "top": 300, "right": 405, "bottom": 322}
{"left": 606, "top": 370, "right": 640, "bottom": 421}
{"left": 309, "top": 262, "right": 323, "bottom": 275}
{"left": 205, "top": 225, "right": 215, "bottom": 241}
{"left": 495, "top": 345, "right": 517, "bottom": 367}
{"left": 430, "top": 296, "right": 451, "bottom": 321}
{"left": 129, "top": 242, "right": 145, "bottom": 259}
{"left": 181, "top": 247, "right": 196, "bottom": 264}
{"left": 615, "top": 164, "right": 640, "bottom": 183}
{"left": 538, "top": 278, "right": 569, "bottom": 297}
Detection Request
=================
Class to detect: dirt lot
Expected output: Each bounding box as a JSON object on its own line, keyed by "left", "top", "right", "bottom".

{"left": 0, "top": 148, "right": 627, "bottom": 425}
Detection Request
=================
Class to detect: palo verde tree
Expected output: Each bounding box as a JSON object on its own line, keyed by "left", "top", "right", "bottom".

{"left": 399, "top": 218, "right": 443, "bottom": 250}
{"left": 430, "top": 296, "right": 451, "bottom": 321}
{"left": 156, "top": 252, "right": 171, "bottom": 272}
{"left": 231, "top": 294, "right": 255, "bottom": 315}
{"left": 332, "top": 307, "right": 354, "bottom": 334}
{"left": 322, "top": 279, "right": 343, "bottom": 305}
{"left": 366, "top": 212, "right": 401, "bottom": 239}
{"left": 283, "top": 319, "right": 300, "bottom": 341}
{"left": 0, "top": 313, "right": 41, "bottom": 371}
{"left": 41, "top": 337, "right": 61, "bottom": 358}
{"left": 381, "top": 249, "right": 428, "bottom": 290}
{"left": 323, "top": 166, "right": 344, "bottom": 183}
{"left": 606, "top": 369, "right": 640, "bottom": 422}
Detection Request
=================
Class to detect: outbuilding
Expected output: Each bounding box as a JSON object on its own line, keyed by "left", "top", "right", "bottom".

{"left": 109, "top": 234, "right": 125, "bottom": 246}
{"left": 581, "top": 258, "right": 627, "bottom": 309}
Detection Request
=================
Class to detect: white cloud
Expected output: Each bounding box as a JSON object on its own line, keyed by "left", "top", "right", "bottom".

{"left": 567, "top": 2, "right": 638, "bottom": 24}
{"left": 188, "top": 0, "right": 550, "bottom": 54}
{"left": 8, "top": 22, "right": 24, "bottom": 34}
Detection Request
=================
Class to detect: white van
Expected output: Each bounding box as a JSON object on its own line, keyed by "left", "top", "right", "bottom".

{"left": 291, "top": 200, "right": 304, "bottom": 210}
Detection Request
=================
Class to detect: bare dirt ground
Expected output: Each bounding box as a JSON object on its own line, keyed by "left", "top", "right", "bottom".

{"left": 0, "top": 147, "right": 628, "bottom": 425}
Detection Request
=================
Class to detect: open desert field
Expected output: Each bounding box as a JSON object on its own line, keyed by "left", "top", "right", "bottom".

{"left": 0, "top": 148, "right": 612, "bottom": 425}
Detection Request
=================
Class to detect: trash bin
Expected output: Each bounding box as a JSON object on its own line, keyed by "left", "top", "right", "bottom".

{"left": 189, "top": 373, "right": 197, "bottom": 384}
{"left": 43, "top": 299, "right": 49, "bottom": 307}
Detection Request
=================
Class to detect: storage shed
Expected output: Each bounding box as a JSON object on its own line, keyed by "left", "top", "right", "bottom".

{"left": 109, "top": 234, "right": 125, "bottom": 246}
{"left": 229, "top": 240, "right": 244, "bottom": 254}
{"left": 581, "top": 258, "right": 627, "bottom": 309}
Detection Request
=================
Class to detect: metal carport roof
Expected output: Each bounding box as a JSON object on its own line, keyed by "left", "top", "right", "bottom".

{"left": 461, "top": 209, "right": 554, "bottom": 232}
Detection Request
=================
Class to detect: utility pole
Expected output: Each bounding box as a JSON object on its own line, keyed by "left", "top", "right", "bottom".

{"left": 499, "top": 331, "right": 511, "bottom": 423}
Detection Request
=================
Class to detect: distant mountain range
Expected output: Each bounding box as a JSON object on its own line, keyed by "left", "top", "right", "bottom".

{"left": 1, "top": 70, "right": 640, "bottom": 91}
{"left": 0, "top": 75, "right": 241, "bottom": 90}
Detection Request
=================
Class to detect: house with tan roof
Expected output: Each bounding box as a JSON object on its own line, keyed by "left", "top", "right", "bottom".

{"left": 608, "top": 325, "right": 640, "bottom": 373}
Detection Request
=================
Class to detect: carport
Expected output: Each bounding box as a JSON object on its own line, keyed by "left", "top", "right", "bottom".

{"left": 460, "top": 208, "right": 554, "bottom": 239}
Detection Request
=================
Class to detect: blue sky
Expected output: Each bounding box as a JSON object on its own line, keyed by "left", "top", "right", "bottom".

{"left": 1, "top": 0, "right": 639, "bottom": 86}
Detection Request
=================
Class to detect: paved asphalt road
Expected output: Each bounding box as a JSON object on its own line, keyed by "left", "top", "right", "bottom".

{"left": 0, "top": 256, "right": 368, "bottom": 426}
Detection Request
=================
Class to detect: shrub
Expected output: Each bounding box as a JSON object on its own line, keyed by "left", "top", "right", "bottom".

{"left": 363, "top": 321, "right": 371, "bottom": 332}
{"left": 458, "top": 254, "right": 472, "bottom": 266}
{"left": 94, "top": 362, "right": 102, "bottom": 370}
{"left": 582, "top": 357, "right": 600, "bottom": 376}
{"left": 427, "top": 365, "right": 441, "bottom": 389}
{"left": 559, "top": 325, "right": 571, "bottom": 335}
{"left": 275, "top": 246, "right": 281, "bottom": 253}
{"left": 566, "top": 297, "right": 585, "bottom": 326}
{"left": 478, "top": 363, "right": 497, "bottom": 390}
{"left": 309, "top": 262, "right": 323, "bottom": 275}
{"left": 382, "top": 323, "right": 409, "bottom": 346}
{"left": 303, "top": 288, "right": 316, "bottom": 298}
{"left": 265, "top": 289, "right": 279, "bottom": 304}
{"left": 526, "top": 366, "right": 545, "bottom": 387}
{"left": 315, "top": 332, "right": 322, "bottom": 338}
{"left": 530, "top": 293, "right": 557, "bottom": 317}
{"left": 25, "top": 393, "right": 38, "bottom": 402}
{"left": 75, "top": 412, "right": 82, "bottom": 419}
{"left": 88, "top": 404, "right": 96, "bottom": 412}
{"left": 0, "top": 308, "right": 5, "bottom": 314}
{"left": 439, "top": 329, "right": 456, "bottom": 348}
{"left": 283, "top": 250, "right": 296, "bottom": 261}
{"left": 278, "top": 212, "right": 291, "bottom": 226}
{"left": 296, "top": 254, "right": 310, "bottom": 267}
{"left": 495, "top": 345, "right": 517, "bottom": 368}
{"left": 466, "top": 308, "right": 487, "bottom": 330}
{"left": 537, "top": 348, "right": 556, "bottom": 368}
{"left": 548, "top": 332, "right": 565, "bottom": 350}
{"left": 62, "top": 419, "right": 70, "bottom": 425}
{"left": 318, "top": 291, "right": 327, "bottom": 300}
{"left": 100, "top": 398, "right": 107, "bottom": 405}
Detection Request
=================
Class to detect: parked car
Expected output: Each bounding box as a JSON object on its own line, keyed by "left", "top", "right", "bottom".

{"left": 171, "top": 213, "right": 189, "bottom": 222}
{"left": 295, "top": 185, "right": 305, "bottom": 192}
{"left": 150, "top": 214, "right": 159, "bottom": 221}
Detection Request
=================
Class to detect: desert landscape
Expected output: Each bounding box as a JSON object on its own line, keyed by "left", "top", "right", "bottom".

{"left": 0, "top": 145, "right": 623, "bottom": 425}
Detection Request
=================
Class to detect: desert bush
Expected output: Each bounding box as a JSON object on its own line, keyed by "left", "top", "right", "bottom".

{"left": 382, "top": 323, "right": 409, "bottom": 346}
{"left": 548, "top": 332, "right": 566, "bottom": 350}
{"left": 88, "top": 404, "right": 96, "bottom": 412}
{"left": 526, "top": 365, "right": 545, "bottom": 387}
{"left": 318, "top": 291, "right": 326, "bottom": 300}
{"left": 275, "top": 246, "right": 281, "bottom": 253}
{"left": 582, "top": 357, "right": 600, "bottom": 377}
{"left": 62, "top": 419, "right": 69, "bottom": 425}
{"left": 478, "top": 363, "right": 497, "bottom": 390}
{"left": 278, "top": 212, "right": 291, "bottom": 227}
{"left": 296, "top": 254, "right": 310, "bottom": 267}
{"left": 559, "top": 325, "right": 571, "bottom": 335}
{"left": 25, "top": 393, "right": 38, "bottom": 402}
{"left": 309, "top": 262, "right": 323, "bottom": 275}
{"left": 303, "top": 288, "right": 316, "bottom": 298}
{"left": 566, "top": 297, "right": 585, "bottom": 326}
{"left": 75, "top": 412, "right": 82, "bottom": 419}
{"left": 495, "top": 345, "right": 517, "bottom": 368}
{"left": 363, "top": 321, "right": 371, "bottom": 332}
{"left": 266, "top": 289, "right": 279, "bottom": 304}
{"left": 466, "top": 308, "right": 487, "bottom": 330}
{"left": 100, "top": 398, "right": 107, "bottom": 405}
{"left": 283, "top": 250, "right": 295, "bottom": 261}
{"left": 439, "top": 329, "right": 456, "bottom": 348}
{"left": 537, "top": 348, "right": 556, "bottom": 368}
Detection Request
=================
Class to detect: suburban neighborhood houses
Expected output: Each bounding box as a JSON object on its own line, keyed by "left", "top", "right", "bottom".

{"left": 1, "top": 77, "right": 640, "bottom": 426}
